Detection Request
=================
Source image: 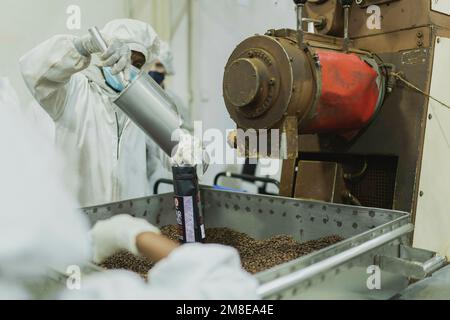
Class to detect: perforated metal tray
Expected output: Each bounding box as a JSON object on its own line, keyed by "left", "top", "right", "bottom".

{"left": 78, "top": 189, "right": 428, "bottom": 299}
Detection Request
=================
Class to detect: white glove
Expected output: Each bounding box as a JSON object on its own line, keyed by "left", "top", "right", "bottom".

{"left": 99, "top": 39, "right": 132, "bottom": 80}
{"left": 171, "top": 133, "right": 205, "bottom": 167}
{"left": 90, "top": 214, "right": 161, "bottom": 264}
{"left": 74, "top": 35, "right": 132, "bottom": 81}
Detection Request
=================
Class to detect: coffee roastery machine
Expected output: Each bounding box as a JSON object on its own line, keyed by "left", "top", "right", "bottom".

{"left": 44, "top": 0, "right": 450, "bottom": 300}
{"left": 224, "top": 0, "right": 450, "bottom": 260}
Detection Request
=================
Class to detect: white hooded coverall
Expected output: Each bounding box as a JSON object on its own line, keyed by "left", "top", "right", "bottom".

{"left": 19, "top": 19, "right": 163, "bottom": 207}
{"left": 0, "top": 77, "right": 91, "bottom": 299}
{"left": 0, "top": 77, "right": 259, "bottom": 300}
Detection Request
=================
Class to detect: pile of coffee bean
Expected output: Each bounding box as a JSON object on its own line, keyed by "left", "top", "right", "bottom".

{"left": 100, "top": 225, "right": 344, "bottom": 276}
{"left": 100, "top": 250, "right": 155, "bottom": 279}
{"left": 197, "top": 226, "right": 343, "bottom": 274}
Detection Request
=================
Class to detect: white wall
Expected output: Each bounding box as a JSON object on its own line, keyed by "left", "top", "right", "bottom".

{"left": 414, "top": 37, "right": 450, "bottom": 258}
{"left": 0, "top": 0, "right": 129, "bottom": 107}
{"left": 168, "top": 0, "right": 190, "bottom": 111}
{"left": 169, "top": 0, "right": 296, "bottom": 188}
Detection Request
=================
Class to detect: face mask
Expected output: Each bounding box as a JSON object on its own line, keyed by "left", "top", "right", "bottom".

{"left": 103, "top": 67, "right": 139, "bottom": 93}
{"left": 149, "top": 71, "right": 166, "bottom": 86}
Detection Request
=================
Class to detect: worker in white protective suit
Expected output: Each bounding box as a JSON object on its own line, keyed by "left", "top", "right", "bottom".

{"left": 0, "top": 77, "right": 258, "bottom": 300}
{"left": 0, "top": 77, "right": 91, "bottom": 299}
{"left": 19, "top": 19, "right": 169, "bottom": 207}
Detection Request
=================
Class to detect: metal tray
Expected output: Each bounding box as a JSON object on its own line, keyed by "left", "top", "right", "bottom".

{"left": 80, "top": 189, "right": 445, "bottom": 300}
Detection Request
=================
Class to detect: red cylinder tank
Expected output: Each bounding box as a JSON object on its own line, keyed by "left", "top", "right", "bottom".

{"left": 301, "top": 49, "right": 383, "bottom": 134}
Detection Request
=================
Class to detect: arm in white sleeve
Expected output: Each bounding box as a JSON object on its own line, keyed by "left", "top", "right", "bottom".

{"left": 61, "top": 244, "right": 259, "bottom": 300}
{"left": 19, "top": 35, "right": 91, "bottom": 121}
{"left": 148, "top": 244, "right": 260, "bottom": 300}
{"left": 59, "top": 270, "right": 157, "bottom": 300}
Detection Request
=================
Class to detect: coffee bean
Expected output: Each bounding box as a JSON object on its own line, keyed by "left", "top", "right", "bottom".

{"left": 100, "top": 225, "right": 344, "bottom": 276}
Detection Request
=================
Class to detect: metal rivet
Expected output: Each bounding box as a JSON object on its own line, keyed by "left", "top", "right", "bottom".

{"left": 429, "top": 114, "right": 433, "bottom": 120}
{"left": 420, "top": 191, "right": 424, "bottom": 197}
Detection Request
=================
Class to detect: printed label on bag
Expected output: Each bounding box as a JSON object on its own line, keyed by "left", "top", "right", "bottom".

{"left": 183, "top": 196, "right": 196, "bottom": 243}
{"left": 174, "top": 197, "right": 185, "bottom": 241}
{"left": 174, "top": 195, "right": 205, "bottom": 242}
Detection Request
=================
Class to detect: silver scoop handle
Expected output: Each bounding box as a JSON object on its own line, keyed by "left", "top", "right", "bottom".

{"left": 88, "top": 26, "right": 128, "bottom": 87}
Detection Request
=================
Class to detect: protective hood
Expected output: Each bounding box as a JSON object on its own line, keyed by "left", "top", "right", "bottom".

{"left": 155, "top": 41, "right": 175, "bottom": 76}
{"left": 101, "top": 19, "right": 160, "bottom": 65}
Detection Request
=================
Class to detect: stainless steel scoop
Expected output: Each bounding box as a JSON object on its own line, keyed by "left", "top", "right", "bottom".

{"left": 89, "top": 26, "right": 182, "bottom": 156}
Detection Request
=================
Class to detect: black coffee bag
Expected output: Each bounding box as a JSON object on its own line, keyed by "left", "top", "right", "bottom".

{"left": 172, "top": 165, "right": 205, "bottom": 243}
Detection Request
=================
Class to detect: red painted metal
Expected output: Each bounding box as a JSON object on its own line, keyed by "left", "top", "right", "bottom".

{"left": 301, "top": 49, "right": 381, "bottom": 135}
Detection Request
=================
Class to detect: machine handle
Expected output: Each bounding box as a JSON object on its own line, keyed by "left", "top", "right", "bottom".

{"left": 214, "top": 172, "right": 280, "bottom": 195}
{"left": 293, "top": 0, "right": 308, "bottom": 48}
{"left": 339, "top": 0, "right": 353, "bottom": 52}
{"left": 88, "top": 26, "right": 128, "bottom": 86}
{"left": 375, "top": 245, "right": 448, "bottom": 280}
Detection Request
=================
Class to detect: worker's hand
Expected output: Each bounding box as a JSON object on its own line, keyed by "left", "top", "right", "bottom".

{"left": 171, "top": 133, "right": 205, "bottom": 167}
{"left": 74, "top": 35, "right": 132, "bottom": 81}
{"left": 90, "top": 214, "right": 161, "bottom": 264}
{"left": 99, "top": 39, "right": 132, "bottom": 81}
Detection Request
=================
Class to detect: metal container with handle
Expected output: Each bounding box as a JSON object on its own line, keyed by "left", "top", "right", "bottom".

{"left": 88, "top": 26, "right": 182, "bottom": 156}
{"left": 88, "top": 27, "right": 128, "bottom": 87}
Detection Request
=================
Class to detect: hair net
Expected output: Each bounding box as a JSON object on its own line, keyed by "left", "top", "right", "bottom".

{"left": 155, "top": 41, "right": 175, "bottom": 76}
{"left": 101, "top": 19, "right": 161, "bottom": 64}
{"left": 0, "top": 78, "right": 91, "bottom": 291}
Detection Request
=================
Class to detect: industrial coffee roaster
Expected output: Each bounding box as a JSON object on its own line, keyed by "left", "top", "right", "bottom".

{"left": 44, "top": 0, "right": 450, "bottom": 300}
{"left": 224, "top": 0, "right": 450, "bottom": 260}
